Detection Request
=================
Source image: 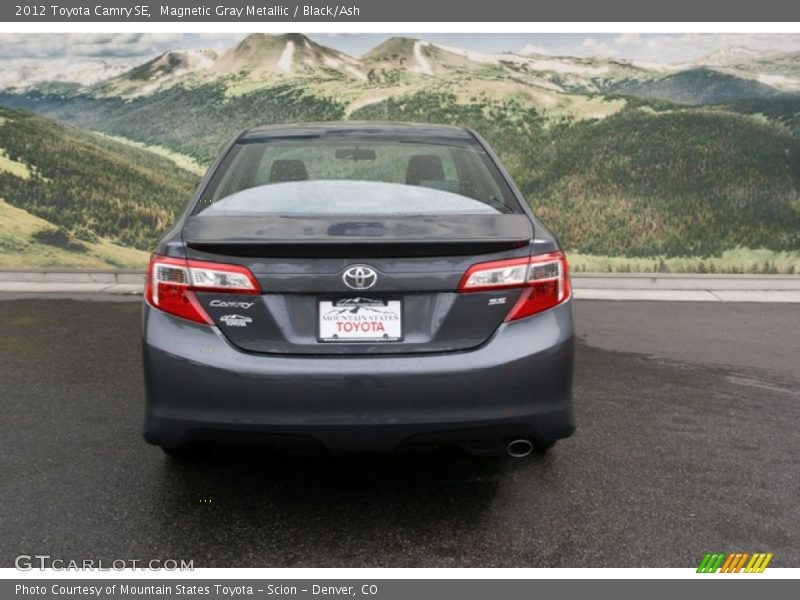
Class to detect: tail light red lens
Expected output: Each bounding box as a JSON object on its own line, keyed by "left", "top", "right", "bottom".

{"left": 145, "top": 255, "right": 260, "bottom": 324}
{"left": 458, "top": 251, "right": 570, "bottom": 321}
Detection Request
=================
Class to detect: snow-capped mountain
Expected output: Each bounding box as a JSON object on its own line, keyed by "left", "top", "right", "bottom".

{"left": 93, "top": 48, "right": 217, "bottom": 96}
{"left": 694, "top": 46, "right": 775, "bottom": 67}
{"left": 0, "top": 59, "right": 132, "bottom": 91}
{"left": 2, "top": 34, "right": 799, "bottom": 102}
{"left": 213, "top": 33, "right": 366, "bottom": 80}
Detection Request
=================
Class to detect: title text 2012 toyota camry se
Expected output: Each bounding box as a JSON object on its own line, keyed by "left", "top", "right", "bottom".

{"left": 142, "top": 122, "right": 574, "bottom": 459}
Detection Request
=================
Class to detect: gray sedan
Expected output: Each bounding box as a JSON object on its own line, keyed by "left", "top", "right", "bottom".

{"left": 142, "top": 122, "right": 575, "bottom": 458}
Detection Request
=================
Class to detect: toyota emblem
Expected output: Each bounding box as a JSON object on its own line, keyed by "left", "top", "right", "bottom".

{"left": 342, "top": 266, "right": 378, "bottom": 290}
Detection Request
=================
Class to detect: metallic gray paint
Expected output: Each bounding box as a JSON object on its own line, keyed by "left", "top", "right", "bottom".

{"left": 195, "top": 288, "right": 524, "bottom": 355}
{"left": 190, "top": 249, "right": 531, "bottom": 355}
{"left": 142, "top": 122, "right": 575, "bottom": 454}
{"left": 143, "top": 299, "right": 575, "bottom": 453}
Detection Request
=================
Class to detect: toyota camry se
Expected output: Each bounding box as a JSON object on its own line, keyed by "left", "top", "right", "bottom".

{"left": 142, "top": 122, "right": 574, "bottom": 459}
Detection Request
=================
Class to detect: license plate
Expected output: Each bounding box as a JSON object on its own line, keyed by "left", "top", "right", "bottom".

{"left": 319, "top": 298, "right": 402, "bottom": 342}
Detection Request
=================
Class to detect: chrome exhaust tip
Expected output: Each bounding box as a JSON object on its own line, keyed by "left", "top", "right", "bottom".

{"left": 506, "top": 438, "right": 533, "bottom": 458}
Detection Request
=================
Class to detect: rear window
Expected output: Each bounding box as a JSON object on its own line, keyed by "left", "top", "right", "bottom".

{"left": 194, "top": 135, "right": 521, "bottom": 215}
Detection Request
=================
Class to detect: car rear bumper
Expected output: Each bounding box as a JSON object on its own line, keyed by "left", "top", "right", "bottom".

{"left": 142, "top": 299, "right": 575, "bottom": 453}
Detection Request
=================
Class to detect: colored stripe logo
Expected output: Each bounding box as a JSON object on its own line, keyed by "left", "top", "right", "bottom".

{"left": 697, "top": 552, "right": 773, "bottom": 573}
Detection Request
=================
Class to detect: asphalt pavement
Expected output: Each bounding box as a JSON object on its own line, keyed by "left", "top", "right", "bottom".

{"left": 0, "top": 297, "right": 797, "bottom": 568}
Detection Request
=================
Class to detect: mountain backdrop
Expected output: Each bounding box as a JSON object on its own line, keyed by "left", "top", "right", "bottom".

{"left": 1, "top": 33, "right": 799, "bottom": 272}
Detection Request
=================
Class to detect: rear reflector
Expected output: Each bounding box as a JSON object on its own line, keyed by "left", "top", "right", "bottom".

{"left": 458, "top": 251, "right": 570, "bottom": 320}
{"left": 145, "top": 255, "right": 260, "bottom": 324}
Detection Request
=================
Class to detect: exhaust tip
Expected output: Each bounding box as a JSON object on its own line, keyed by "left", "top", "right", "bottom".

{"left": 507, "top": 438, "right": 533, "bottom": 458}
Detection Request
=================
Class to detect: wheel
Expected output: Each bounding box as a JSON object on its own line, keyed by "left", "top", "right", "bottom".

{"left": 161, "top": 442, "right": 211, "bottom": 460}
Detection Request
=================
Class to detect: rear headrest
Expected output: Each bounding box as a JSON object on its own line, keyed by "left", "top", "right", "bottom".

{"left": 269, "top": 159, "right": 308, "bottom": 182}
{"left": 406, "top": 154, "right": 445, "bottom": 186}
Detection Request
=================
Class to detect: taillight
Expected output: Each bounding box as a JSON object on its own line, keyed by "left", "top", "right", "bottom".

{"left": 458, "top": 251, "right": 570, "bottom": 321}
{"left": 145, "top": 255, "right": 260, "bottom": 324}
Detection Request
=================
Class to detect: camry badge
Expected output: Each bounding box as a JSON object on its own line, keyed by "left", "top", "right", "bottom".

{"left": 342, "top": 266, "right": 378, "bottom": 290}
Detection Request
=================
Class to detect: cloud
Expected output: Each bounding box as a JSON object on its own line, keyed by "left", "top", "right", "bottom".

{"left": 570, "top": 33, "right": 800, "bottom": 64}
{"left": 614, "top": 33, "right": 643, "bottom": 48}
{"left": 578, "top": 37, "right": 619, "bottom": 57}
{"left": 0, "top": 58, "right": 133, "bottom": 88}
{"left": 519, "top": 44, "right": 554, "bottom": 56}
{"left": 0, "top": 33, "right": 182, "bottom": 60}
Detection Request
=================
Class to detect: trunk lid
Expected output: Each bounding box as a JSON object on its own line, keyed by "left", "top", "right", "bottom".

{"left": 184, "top": 214, "right": 533, "bottom": 355}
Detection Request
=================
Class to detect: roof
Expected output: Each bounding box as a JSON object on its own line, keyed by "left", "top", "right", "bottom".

{"left": 239, "top": 121, "right": 475, "bottom": 143}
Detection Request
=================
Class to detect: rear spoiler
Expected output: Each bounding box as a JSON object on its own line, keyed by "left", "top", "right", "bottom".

{"left": 183, "top": 214, "right": 533, "bottom": 258}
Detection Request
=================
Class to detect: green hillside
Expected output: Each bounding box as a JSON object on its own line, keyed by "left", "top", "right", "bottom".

{"left": 0, "top": 198, "right": 148, "bottom": 268}
{"left": 719, "top": 95, "right": 800, "bottom": 135}
{"left": 526, "top": 109, "right": 800, "bottom": 256}
{"left": 0, "top": 84, "right": 345, "bottom": 165}
{"left": 353, "top": 92, "right": 800, "bottom": 257}
{"left": 0, "top": 105, "right": 200, "bottom": 250}
{"left": 1, "top": 84, "right": 799, "bottom": 267}
{"left": 614, "top": 68, "right": 781, "bottom": 105}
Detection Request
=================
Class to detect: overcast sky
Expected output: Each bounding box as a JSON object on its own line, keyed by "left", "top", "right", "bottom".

{"left": 2, "top": 33, "right": 800, "bottom": 66}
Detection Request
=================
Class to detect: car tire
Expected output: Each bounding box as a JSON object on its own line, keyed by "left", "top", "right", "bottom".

{"left": 161, "top": 443, "right": 211, "bottom": 460}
